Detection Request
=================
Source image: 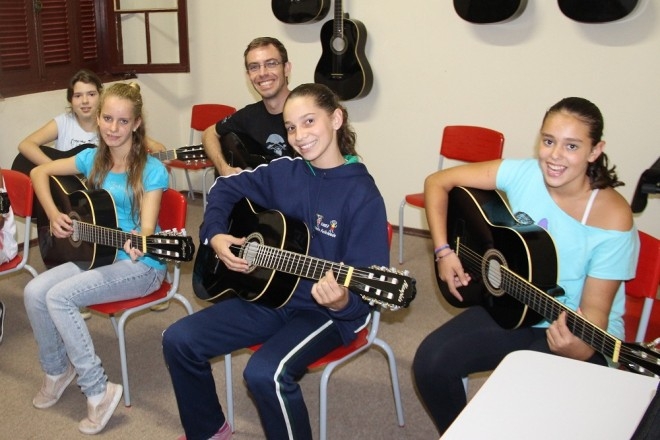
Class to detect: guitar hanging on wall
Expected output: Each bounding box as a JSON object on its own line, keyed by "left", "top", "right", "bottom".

{"left": 314, "top": 0, "right": 373, "bottom": 101}
{"left": 453, "top": 0, "right": 528, "bottom": 24}
{"left": 272, "top": 0, "right": 331, "bottom": 24}
{"left": 557, "top": 0, "right": 639, "bottom": 23}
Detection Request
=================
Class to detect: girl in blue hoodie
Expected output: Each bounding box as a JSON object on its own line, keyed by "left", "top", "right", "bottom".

{"left": 164, "top": 83, "right": 389, "bottom": 440}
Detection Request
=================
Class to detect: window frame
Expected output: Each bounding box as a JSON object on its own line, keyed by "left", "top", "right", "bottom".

{"left": 0, "top": 0, "right": 189, "bottom": 99}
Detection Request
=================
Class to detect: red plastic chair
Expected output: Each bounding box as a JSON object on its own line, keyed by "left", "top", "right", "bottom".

{"left": 168, "top": 104, "right": 236, "bottom": 206}
{"left": 0, "top": 169, "right": 38, "bottom": 278}
{"left": 223, "top": 224, "right": 404, "bottom": 439}
{"left": 397, "top": 125, "right": 504, "bottom": 263}
{"left": 623, "top": 230, "right": 660, "bottom": 342}
{"left": 88, "top": 189, "right": 194, "bottom": 406}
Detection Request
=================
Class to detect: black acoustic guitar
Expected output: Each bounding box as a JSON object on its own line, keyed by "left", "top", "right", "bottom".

{"left": 437, "top": 186, "right": 660, "bottom": 377}
{"left": 37, "top": 175, "right": 195, "bottom": 270}
{"left": 272, "top": 0, "right": 330, "bottom": 24}
{"left": 558, "top": 0, "right": 639, "bottom": 23}
{"left": 453, "top": 0, "right": 527, "bottom": 24}
{"left": 314, "top": 0, "right": 373, "bottom": 101}
{"left": 220, "top": 132, "right": 278, "bottom": 169}
{"left": 11, "top": 144, "right": 96, "bottom": 176}
{"left": 193, "top": 198, "right": 416, "bottom": 310}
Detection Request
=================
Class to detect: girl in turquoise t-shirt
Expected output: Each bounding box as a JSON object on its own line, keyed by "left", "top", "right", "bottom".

{"left": 414, "top": 97, "right": 639, "bottom": 435}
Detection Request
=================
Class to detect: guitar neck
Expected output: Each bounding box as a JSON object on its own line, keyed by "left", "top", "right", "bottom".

{"left": 243, "top": 242, "right": 355, "bottom": 287}
{"left": 151, "top": 150, "right": 178, "bottom": 161}
{"left": 497, "top": 262, "right": 622, "bottom": 361}
{"left": 333, "top": 0, "right": 343, "bottom": 36}
{"left": 72, "top": 220, "right": 145, "bottom": 253}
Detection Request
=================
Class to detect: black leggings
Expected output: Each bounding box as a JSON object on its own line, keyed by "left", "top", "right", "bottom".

{"left": 412, "top": 306, "right": 607, "bottom": 434}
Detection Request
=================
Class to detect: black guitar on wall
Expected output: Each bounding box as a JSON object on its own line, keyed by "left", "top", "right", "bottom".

{"left": 558, "top": 0, "right": 639, "bottom": 23}
{"left": 314, "top": 0, "right": 373, "bottom": 101}
{"left": 437, "top": 186, "right": 660, "bottom": 377}
{"left": 37, "top": 175, "right": 195, "bottom": 270}
{"left": 272, "top": 0, "right": 330, "bottom": 24}
{"left": 453, "top": 0, "right": 527, "bottom": 24}
{"left": 193, "top": 198, "right": 416, "bottom": 310}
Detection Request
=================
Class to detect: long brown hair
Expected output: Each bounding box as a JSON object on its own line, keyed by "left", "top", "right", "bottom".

{"left": 88, "top": 82, "right": 148, "bottom": 225}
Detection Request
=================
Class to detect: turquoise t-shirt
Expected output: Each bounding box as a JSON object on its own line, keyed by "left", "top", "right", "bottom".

{"left": 75, "top": 148, "right": 169, "bottom": 269}
{"left": 496, "top": 159, "right": 639, "bottom": 339}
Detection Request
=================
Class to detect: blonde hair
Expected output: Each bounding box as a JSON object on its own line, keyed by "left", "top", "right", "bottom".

{"left": 89, "top": 82, "right": 148, "bottom": 225}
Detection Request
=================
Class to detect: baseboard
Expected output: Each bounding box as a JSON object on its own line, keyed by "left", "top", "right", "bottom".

{"left": 396, "top": 226, "right": 431, "bottom": 239}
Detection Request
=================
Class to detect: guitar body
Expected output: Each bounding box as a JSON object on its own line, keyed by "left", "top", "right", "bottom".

{"left": 558, "top": 0, "right": 639, "bottom": 23}
{"left": 439, "top": 187, "right": 562, "bottom": 329}
{"left": 272, "top": 0, "right": 330, "bottom": 24}
{"left": 37, "top": 175, "right": 118, "bottom": 270}
{"left": 453, "top": 0, "right": 527, "bottom": 24}
{"left": 314, "top": 14, "right": 373, "bottom": 101}
{"left": 11, "top": 144, "right": 96, "bottom": 176}
{"left": 220, "top": 132, "right": 277, "bottom": 169}
{"left": 193, "top": 199, "right": 310, "bottom": 308}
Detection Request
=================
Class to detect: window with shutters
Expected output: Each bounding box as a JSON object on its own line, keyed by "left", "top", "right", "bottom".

{"left": 0, "top": 0, "right": 189, "bottom": 98}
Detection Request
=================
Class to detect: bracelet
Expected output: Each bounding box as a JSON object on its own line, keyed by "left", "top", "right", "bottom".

{"left": 435, "top": 249, "right": 454, "bottom": 262}
{"left": 434, "top": 244, "right": 450, "bottom": 255}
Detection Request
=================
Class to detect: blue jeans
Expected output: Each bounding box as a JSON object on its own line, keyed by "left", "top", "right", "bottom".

{"left": 162, "top": 297, "right": 344, "bottom": 440}
{"left": 24, "top": 260, "right": 166, "bottom": 397}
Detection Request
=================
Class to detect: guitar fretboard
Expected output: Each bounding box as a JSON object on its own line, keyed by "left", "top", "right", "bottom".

{"left": 242, "top": 242, "right": 354, "bottom": 286}
{"left": 72, "top": 220, "right": 143, "bottom": 252}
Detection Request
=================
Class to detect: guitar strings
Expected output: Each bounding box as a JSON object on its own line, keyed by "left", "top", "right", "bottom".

{"left": 456, "top": 244, "right": 622, "bottom": 359}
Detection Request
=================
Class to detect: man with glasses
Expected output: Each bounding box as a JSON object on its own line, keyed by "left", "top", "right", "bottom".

{"left": 202, "top": 37, "right": 293, "bottom": 176}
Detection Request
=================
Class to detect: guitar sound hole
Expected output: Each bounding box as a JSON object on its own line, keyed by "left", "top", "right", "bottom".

{"left": 331, "top": 37, "right": 346, "bottom": 54}
{"left": 242, "top": 233, "right": 264, "bottom": 273}
{"left": 482, "top": 249, "right": 506, "bottom": 297}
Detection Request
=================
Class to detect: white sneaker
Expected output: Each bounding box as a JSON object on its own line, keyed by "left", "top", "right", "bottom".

{"left": 78, "top": 382, "right": 123, "bottom": 435}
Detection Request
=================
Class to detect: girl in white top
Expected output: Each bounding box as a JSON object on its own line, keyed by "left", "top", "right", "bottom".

{"left": 18, "top": 69, "right": 166, "bottom": 166}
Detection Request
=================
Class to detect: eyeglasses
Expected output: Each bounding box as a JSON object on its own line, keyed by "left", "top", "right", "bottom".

{"left": 246, "top": 60, "right": 283, "bottom": 73}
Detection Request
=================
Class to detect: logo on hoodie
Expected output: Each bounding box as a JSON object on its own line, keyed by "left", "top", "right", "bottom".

{"left": 315, "top": 214, "right": 338, "bottom": 238}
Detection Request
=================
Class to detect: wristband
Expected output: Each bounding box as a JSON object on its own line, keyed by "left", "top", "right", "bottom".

{"left": 435, "top": 249, "right": 454, "bottom": 262}
{"left": 434, "top": 244, "right": 450, "bottom": 255}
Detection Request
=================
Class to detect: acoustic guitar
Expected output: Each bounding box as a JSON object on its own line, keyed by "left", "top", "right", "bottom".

{"left": 558, "top": 0, "right": 639, "bottom": 23}
{"left": 220, "top": 132, "right": 278, "bottom": 169}
{"left": 37, "top": 175, "right": 195, "bottom": 270}
{"left": 437, "top": 186, "right": 660, "bottom": 377}
{"left": 314, "top": 0, "right": 373, "bottom": 101}
{"left": 193, "top": 198, "right": 416, "bottom": 310}
{"left": 453, "top": 0, "right": 527, "bottom": 24}
{"left": 272, "top": 0, "right": 330, "bottom": 24}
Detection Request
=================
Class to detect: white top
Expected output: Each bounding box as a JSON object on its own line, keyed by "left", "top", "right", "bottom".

{"left": 54, "top": 112, "right": 98, "bottom": 151}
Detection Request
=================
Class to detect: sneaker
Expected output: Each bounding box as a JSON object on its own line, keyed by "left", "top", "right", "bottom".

{"left": 80, "top": 307, "right": 92, "bottom": 320}
{"left": 0, "top": 300, "right": 4, "bottom": 344}
{"left": 33, "top": 362, "right": 76, "bottom": 409}
{"left": 149, "top": 300, "right": 170, "bottom": 312}
{"left": 78, "top": 382, "right": 123, "bottom": 435}
{"left": 176, "top": 420, "right": 232, "bottom": 440}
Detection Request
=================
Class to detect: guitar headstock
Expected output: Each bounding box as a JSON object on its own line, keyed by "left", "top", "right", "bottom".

{"left": 146, "top": 229, "right": 196, "bottom": 262}
{"left": 620, "top": 339, "right": 660, "bottom": 378}
{"left": 174, "top": 145, "right": 207, "bottom": 162}
{"left": 350, "top": 266, "right": 417, "bottom": 311}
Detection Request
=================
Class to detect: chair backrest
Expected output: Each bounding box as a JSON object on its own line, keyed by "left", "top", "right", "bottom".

{"left": 626, "top": 230, "right": 660, "bottom": 300}
{"left": 159, "top": 189, "right": 188, "bottom": 231}
{"left": 438, "top": 125, "right": 504, "bottom": 170}
{"left": 189, "top": 104, "right": 237, "bottom": 144}
{"left": 2, "top": 169, "right": 34, "bottom": 218}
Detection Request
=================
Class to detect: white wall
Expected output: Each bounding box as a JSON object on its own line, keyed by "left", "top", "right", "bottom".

{"left": 1, "top": 0, "right": 658, "bottom": 238}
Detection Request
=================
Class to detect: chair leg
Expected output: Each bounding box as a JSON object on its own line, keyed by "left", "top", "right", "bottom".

{"left": 373, "top": 338, "right": 405, "bottom": 427}
{"left": 202, "top": 167, "right": 215, "bottom": 212}
{"left": 116, "top": 314, "right": 132, "bottom": 406}
{"left": 183, "top": 169, "right": 195, "bottom": 200}
{"left": 636, "top": 297, "right": 655, "bottom": 342}
{"left": 398, "top": 199, "right": 407, "bottom": 264}
{"left": 173, "top": 293, "right": 194, "bottom": 315}
{"left": 225, "top": 354, "right": 235, "bottom": 432}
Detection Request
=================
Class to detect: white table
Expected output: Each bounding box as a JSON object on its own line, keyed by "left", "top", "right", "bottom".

{"left": 442, "top": 350, "right": 659, "bottom": 439}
